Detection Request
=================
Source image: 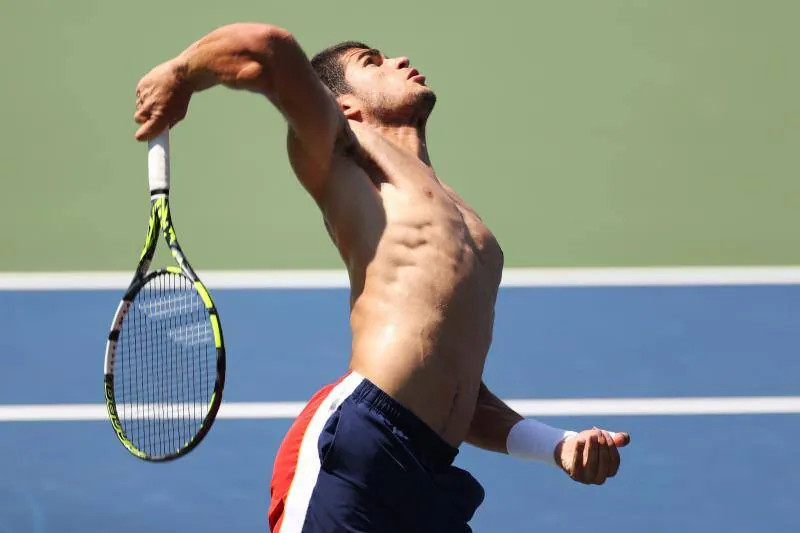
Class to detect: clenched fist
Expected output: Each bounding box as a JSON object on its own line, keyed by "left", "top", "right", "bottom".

{"left": 134, "top": 60, "right": 192, "bottom": 141}
{"left": 557, "top": 428, "right": 630, "bottom": 485}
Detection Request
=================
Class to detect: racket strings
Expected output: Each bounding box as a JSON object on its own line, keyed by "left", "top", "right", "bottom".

{"left": 115, "top": 271, "right": 216, "bottom": 457}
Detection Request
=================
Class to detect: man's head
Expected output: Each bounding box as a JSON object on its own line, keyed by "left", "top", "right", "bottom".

{"left": 311, "top": 42, "right": 436, "bottom": 125}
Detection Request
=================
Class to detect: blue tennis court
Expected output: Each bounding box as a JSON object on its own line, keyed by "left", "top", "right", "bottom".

{"left": 1, "top": 284, "right": 798, "bottom": 532}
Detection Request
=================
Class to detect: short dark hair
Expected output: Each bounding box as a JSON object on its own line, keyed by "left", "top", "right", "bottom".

{"left": 311, "top": 41, "right": 371, "bottom": 95}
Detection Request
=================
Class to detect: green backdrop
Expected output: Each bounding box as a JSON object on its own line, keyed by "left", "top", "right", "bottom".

{"left": 2, "top": 0, "right": 798, "bottom": 271}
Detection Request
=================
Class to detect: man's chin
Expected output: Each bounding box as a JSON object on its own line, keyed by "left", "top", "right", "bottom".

{"left": 414, "top": 87, "right": 437, "bottom": 114}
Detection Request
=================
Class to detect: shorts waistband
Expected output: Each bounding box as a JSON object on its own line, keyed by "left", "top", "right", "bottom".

{"left": 349, "top": 376, "right": 459, "bottom": 468}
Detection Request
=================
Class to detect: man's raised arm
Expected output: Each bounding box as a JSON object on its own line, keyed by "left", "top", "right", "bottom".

{"left": 134, "top": 23, "right": 347, "bottom": 172}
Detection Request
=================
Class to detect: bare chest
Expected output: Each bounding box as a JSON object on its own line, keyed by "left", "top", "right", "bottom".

{"left": 328, "top": 127, "right": 504, "bottom": 273}
{"left": 444, "top": 189, "right": 504, "bottom": 274}
{"left": 372, "top": 167, "right": 504, "bottom": 275}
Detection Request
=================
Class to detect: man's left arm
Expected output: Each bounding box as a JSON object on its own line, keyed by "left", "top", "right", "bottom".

{"left": 464, "top": 382, "right": 523, "bottom": 454}
{"left": 465, "top": 382, "right": 631, "bottom": 485}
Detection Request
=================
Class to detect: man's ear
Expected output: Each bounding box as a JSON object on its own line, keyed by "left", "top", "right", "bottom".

{"left": 339, "top": 94, "right": 363, "bottom": 122}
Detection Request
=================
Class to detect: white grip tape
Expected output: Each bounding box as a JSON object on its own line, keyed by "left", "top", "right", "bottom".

{"left": 147, "top": 130, "right": 170, "bottom": 193}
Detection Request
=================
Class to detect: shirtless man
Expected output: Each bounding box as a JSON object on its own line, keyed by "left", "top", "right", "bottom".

{"left": 134, "top": 23, "right": 631, "bottom": 533}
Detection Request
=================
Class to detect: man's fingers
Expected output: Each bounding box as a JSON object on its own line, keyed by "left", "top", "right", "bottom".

{"left": 605, "top": 431, "right": 620, "bottom": 477}
{"left": 134, "top": 122, "right": 151, "bottom": 141}
{"left": 571, "top": 438, "right": 585, "bottom": 479}
{"left": 594, "top": 431, "right": 609, "bottom": 485}
{"left": 563, "top": 428, "right": 628, "bottom": 485}
{"left": 135, "top": 117, "right": 164, "bottom": 141}
{"left": 134, "top": 107, "right": 149, "bottom": 125}
{"left": 583, "top": 434, "right": 599, "bottom": 484}
{"left": 612, "top": 432, "right": 631, "bottom": 447}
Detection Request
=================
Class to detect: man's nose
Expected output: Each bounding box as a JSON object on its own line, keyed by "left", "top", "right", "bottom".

{"left": 392, "top": 56, "right": 410, "bottom": 69}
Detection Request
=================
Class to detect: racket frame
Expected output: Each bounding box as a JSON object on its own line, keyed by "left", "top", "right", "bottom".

{"left": 103, "top": 134, "right": 226, "bottom": 462}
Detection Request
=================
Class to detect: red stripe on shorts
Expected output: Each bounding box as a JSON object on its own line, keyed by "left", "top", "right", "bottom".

{"left": 268, "top": 372, "right": 351, "bottom": 532}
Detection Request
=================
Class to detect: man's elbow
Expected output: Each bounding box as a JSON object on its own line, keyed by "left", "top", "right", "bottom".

{"left": 236, "top": 23, "right": 297, "bottom": 56}
{"left": 205, "top": 22, "right": 296, "bottom": 61}
{"left": 208, "top": 23, "right": 299, "bottom": 93}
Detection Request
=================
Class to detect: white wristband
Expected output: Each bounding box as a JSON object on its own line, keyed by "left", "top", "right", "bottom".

{"left": 506, "top": 419, "right": 578, "bottom": 467}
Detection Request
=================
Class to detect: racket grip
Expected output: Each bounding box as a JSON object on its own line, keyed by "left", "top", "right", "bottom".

{"left": 148, "top": 130, "right": 170, "bottom": 194}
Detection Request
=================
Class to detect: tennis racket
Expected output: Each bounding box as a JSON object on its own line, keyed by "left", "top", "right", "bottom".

{"left": 103, "top": 129, "right": 226, "bottom": 461}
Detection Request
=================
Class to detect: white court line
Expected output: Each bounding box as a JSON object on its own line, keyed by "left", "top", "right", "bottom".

{"left": 2, "top": 397, "right": 799, "bottom": 422}
{"left": 2, "top": 266, "right": 800, "bottom": 290}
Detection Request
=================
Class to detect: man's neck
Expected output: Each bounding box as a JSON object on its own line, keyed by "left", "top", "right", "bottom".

{"left": 371, "top": 123, "right": 432, "bottom": 166}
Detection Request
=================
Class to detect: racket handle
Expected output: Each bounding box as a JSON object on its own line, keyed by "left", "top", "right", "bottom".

{"left": 148, "top": 130, "right": 170, "bottom": 195}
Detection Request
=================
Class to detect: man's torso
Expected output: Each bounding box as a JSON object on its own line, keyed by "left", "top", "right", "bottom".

{"left": 306, "top": 122, "right": 504, "bottom": 446}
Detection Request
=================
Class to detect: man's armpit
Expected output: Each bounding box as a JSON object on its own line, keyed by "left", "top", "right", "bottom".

{"left": 333, "top": 120, "right": 357, "bottom": 158}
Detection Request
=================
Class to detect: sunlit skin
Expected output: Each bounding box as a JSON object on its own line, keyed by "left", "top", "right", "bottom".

{"left": 134, "top": 23, "right": 630, "bottom": 485}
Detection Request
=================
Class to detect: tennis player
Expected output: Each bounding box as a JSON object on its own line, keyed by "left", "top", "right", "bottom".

{"left": 134, "top": 23, "right": 631, "bottom": 533}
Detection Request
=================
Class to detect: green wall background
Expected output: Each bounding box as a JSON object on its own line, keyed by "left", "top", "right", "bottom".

{"left": 2, "top": 0, "right": 798, "bottom": 271}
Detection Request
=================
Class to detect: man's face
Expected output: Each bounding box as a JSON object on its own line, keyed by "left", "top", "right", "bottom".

{"left": 340, "top": 47, "right": 436, "bottom": 123}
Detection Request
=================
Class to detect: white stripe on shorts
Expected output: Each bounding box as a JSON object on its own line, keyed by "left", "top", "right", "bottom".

{"left": 278, "top": 372, "right": 365, "bottom": 533}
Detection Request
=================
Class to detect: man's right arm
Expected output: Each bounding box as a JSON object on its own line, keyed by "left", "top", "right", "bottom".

{"left": 134, "top": 23, "right": 348, "bottom": 189}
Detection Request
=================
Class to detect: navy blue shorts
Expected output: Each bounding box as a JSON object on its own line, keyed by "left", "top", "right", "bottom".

{"left": 269, "top": 372, "right": 485, "bottom": 532}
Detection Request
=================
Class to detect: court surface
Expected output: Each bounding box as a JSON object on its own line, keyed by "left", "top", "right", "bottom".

{"left": 1, "top": 281, "right": 798, "bottom": 532}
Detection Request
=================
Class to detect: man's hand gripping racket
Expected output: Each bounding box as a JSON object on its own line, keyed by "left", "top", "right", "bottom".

{"left": 103, "top": 130, "right": 226, "bottom": 461}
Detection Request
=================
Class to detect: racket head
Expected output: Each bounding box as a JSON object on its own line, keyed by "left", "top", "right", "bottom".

{"left": 103, "top": 267, "right": 225, "bottom": 461}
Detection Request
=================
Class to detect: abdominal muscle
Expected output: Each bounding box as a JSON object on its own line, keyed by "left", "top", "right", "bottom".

{"left": 342, "top": 181, "right": 503, "bottom": 447}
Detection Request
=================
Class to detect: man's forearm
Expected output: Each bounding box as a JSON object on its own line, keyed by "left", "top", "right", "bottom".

{"left": 143, "top": 22, "right": 343, "bottom": 167}
{"left": 467, "top": 382, "right": 579, "bottom": 468}
{"left": 465, "top": 382, "right": 523, "bottom": 454}
{"left": 171, "top": 23, "right": 293, "bottom": 95}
